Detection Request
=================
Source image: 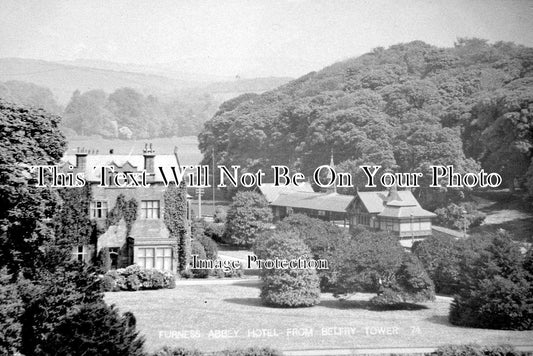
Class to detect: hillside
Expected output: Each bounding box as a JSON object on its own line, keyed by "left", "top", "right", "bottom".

{"left": 0, "top": 58, "right": 194, "bottom": 104}
{"left": 0, "top": 58, "right": 292, "bottom": 105}
{"left": 198, "top": 39, "right": 533, "bottom": 208}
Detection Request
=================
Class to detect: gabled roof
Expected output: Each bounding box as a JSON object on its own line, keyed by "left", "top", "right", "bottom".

{"left": 355, "top": 190, "right": 420, "bottom": 214}
{"left": 62, "top": 154, "right": 180, "bottom": 183}
{"left": 379, "top": 205, "right": 436, "bottom": 219}
{"left": 258, "top": 182, "right": 314, "bottom": 203}
{"left": 271, "top": 192, "right": 353, "bottom": 213}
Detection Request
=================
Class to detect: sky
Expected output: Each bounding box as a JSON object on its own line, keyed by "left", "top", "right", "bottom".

{"left": 1, "top": 0, "right": 532, "bottom": 78}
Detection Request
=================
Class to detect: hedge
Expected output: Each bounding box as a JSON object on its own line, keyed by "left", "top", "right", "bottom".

{"left": 102, "top": 265, "right": 175, "bottom": 292}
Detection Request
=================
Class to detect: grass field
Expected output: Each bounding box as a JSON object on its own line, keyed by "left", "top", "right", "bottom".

{"left": 67, "top": 136, "right": 203, "bottom": 166}
{"left": 105, "top": 280, "right": 533, "bottom": 353}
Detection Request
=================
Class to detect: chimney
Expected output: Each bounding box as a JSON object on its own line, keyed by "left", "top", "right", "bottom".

{"left": 143, "top": 143, "right": 155, "bottom": 174}
{"left": 75, "top": 147, "right": 88, "bottom": 171}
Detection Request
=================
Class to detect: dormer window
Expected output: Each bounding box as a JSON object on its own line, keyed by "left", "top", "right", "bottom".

{"left": 90, "top": 200, "right": 108, "bottom": 219}
{"left": 141, "top": 200, "right": 160, "bottom": 219}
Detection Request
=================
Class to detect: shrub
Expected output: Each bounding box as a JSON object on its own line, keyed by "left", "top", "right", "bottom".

{"left": 254, "top": 231, "right": 320, "bottom": 307}
{"left": 180, "top": 269, "right": 194, "bottom": 279}
{"left": 98, "top": 247, "right": 112, "bottom": 273}
{"left": 190, "top": 240, "right": 210, "bottom": 278}
{"left": 369, "top": 289, "right": 403, "bottom": 309}
{"left": 42, "top": 302, "right": 145, "bottom": 356}
{"left": 225, "top": 191, "right": 272, "bottom": 247}
{"left": 205, "top": 222, "right": 226, "bottom": 243}
{"left": 214, "top": 347, "right": 282, "bottom": 356}
{"left": 432, "top": 344, "right": 518, "bottom": 356}
{"left": 435, "top": 202, "right": 486, "bottom": 230}
{"left": 277, "top": 214, "right": 350, "bottom": 291}
{"left": 151, "top": 346, "right": 202, "bottom": 356}
{"left": 193, "top": 228, "right": 218, "bottom": 260}
{"left": 104, "top": 266, "right": 175, "bottom": 291}
{"left": 101, "top": 274, "right": 117, "bottom": 292}
{"left": 333, "top": 230, "right": 434, "bottom": 305}
{"left": 126, "top": 274, "right": 141, "bottom": 291}
{"left": 213, "top": 207, "right": 227, "bottom": 223}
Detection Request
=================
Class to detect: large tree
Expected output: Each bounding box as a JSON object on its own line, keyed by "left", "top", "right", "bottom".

{"left": 0, "top": 99, "right": 67, "bottom": 277}
{"left": 224, "top": 191, "right": 272, "bottom": 247}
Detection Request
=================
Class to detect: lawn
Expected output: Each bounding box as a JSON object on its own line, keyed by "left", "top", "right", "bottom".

{"left": 105, "top": 280, "right": 533, "bottom": 353}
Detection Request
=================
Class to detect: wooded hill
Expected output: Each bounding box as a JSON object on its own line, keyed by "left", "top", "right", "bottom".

{"left": 198, "top": 39, "right": 533, "bottom": 206}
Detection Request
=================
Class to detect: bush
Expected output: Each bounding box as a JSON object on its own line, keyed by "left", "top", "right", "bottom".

{"left": 225, "top": 191, "right": 272, "bottom": 246}
{"left": 180, "top": 269, "right": 194, "bottom": 279}
{"left": 152, "top": 346, "right": 202, "bottom": 356}
{"left": 254, "top": 231, "right": 320, "bottom": 307}
{"left": 205, "top": 222, "right": 226, "bottom": 243}
{"left": 369, "top": 289, "right": 403, "bottom": 309}
{"left": 151, "top": 347, "right": 281, "bottom": 356}
{"left": 98, "top": 247, "right": 112, "bottom": 273}
{"left": 101, "top": 274, "right": 117, "bottom": 292}
{"left": 435, "top": 202, "right": 486, "bottom": 230}
{"left": 103, "top": 266, "right": 176, "bottom": 291}
{"left": 277, "top": 214, "right": 350, "bottom": 291}
{"left": 126, "top": 274, "right": 141, "bottom": 291}
{"left": 196, "top": 234, "right": 218, "bottom": 260}
{"left": 42, "top": 302, "right": 145, "bottom": 356}
{"left": 213, "top": 207, "right": 227, "bottom": 223}
{"left": 431, "top": 344, "right": 518, "bottom": 356}
{"left": 214, "top": 347, "right": 282, "bottom": 356}
{"left": 190, "top": 240, "right": 209, "bottom": 278}
{"left": 449, "top": 233, "right": 533, "bottom": 330}
{"left": 333, "top": 230, "right": 434, "bottom": 305}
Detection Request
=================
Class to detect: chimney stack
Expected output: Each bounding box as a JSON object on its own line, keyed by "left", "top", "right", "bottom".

{"left": 75, "top": 147, "right": 88, "bottom": 171}
{"left": 143, "top": 143, "right": 155, "bottom": 174}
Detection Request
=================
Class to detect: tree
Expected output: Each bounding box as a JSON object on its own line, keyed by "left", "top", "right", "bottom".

{"left": 54, "top": 185, "right": 95, "bottom": 250}
{"left": 333, "top": 230, "right": 434, "bottom": 305}
{"left": 434, "top": 202, "right": 486, "bottom": 231}
{"left": 43, "top": 303, "right": 145, "bottom": 356}
{"left": 0, "top": 267, "right": 22, "bottom": 355}
{"left": 224, "top": 191, "right": 272, "bottom": 247}
{"left": 411, "top": 235, "right": 462, "bottom": 294}
{"left": 254, "top": 231, "right": 320, "bottom": 307}
{"left": 0, "top": 99, "right": 66, "bottom": 277}
{"left": 449, "top": 232, "right": 533, "bottom": 330}
{"left": 276, "top": 214, "right": 350, "bottom": 289}
{"left": 19, "top": 261, "right": 105, "bottom": 355}
{"left": 164, "top": 182, "right": 190, "bottom": 272}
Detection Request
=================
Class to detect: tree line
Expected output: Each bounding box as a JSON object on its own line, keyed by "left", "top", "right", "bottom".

{"left": 0, "top": 81, "right": 219, "bottom": 138}
{"left": 198, "top": 39, "right": 533, "bottom": 205}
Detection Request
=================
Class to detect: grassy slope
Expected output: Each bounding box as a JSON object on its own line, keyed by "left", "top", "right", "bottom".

{"left": 105, "top": 281, "right": 533, "bottom": 353}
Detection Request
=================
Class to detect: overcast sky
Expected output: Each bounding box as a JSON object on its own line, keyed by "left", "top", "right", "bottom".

{"left": 1, "top": 0, "right": 532, "bottom": 78}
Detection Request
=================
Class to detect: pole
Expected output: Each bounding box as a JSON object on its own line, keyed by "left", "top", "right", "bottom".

{"left": 198, "top": 190, "right": 202, "bottom": 219}
{"left": 212, "top": 148, "right": 216, "bottom": 213}
{"left": 410, "top": 213, "right": 414, "bottom": 245}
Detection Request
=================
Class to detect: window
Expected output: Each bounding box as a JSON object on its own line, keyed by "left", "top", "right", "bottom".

{"left": 137, "top": 247, "right": 172, "bottom": 270}
{"left": 73, "top": 245, "right": 87, "bottom": 262}
{"left": 141, "top": 200, "right": 160, "bottom": 219}
{"left": 317, "top": 210, "right": 326, "bottom": 216}
{"left": 90, "top": 200, "right": 108, "bottom": 219}
{"left": 155, "top": 248, "right": 172, "bottom": 270}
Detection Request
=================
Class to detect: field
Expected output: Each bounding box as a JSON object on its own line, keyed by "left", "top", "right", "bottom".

{"left": 105, "top": 280, "right": 533, "bottom": 354}
{"left": 67, "top": 136, "right": 203, "bottom": 166}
